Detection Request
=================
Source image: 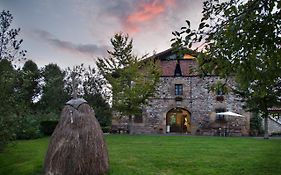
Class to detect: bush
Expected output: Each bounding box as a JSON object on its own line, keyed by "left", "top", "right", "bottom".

{"left": 101, "top": 126, "right": 110, "bottom": 133}
{"left": 271, "top": 132, "right": 281, "bottom": 136}
{"left": 250, "top": 113, "right": 263, "bottom": 136}
{"left": 14, "top": 114, "right": 42, "bottom": 140}
{"left": 40, "top": 121, "right": 58, "bottom": 136}
{"left": 0, "top": 114, "right": 17, "bottom": 151}
{"left": 39, "top": 112, "right": 59, "bottom": 121}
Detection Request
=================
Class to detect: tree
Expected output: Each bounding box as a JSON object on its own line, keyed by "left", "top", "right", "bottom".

{"left": 172, "top": 0, "right": 281, "bottom": 139}
{"left": 0, "top": 59, "right": 17, "bottom": 150}
{"left": 0, "top": 10, "right": 26, "bottom": 62}
{"left": 64, "top": 64, "right": 112, "bottom": 127}
{"left": 39, "top": 64, "right": 69, "bottom": 115}
{"left": 97, "top": 33, "right": 160, "bottom": 133}
{"left": 15, "top": 60, "right": 40, "bottom": 113}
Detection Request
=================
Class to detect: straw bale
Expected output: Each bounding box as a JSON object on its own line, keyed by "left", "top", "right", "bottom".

{"left": 44, "top": 99, "right": 109, "bottom": 175}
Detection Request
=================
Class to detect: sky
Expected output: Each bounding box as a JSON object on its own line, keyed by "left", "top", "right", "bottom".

{"left": 0, "top": 0, "right": 203, "bottom": 68}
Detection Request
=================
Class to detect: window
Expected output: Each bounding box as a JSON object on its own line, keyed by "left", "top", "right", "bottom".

{"left": 175, "top": 84, "right": 183, "bottom": 95}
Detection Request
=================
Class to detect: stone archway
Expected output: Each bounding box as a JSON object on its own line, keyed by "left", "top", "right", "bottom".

{"left": 166, "top": 108, "right": 191, "bottom": 133}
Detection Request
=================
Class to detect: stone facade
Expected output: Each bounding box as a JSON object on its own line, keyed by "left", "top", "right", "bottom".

{"left": 131, "top": 76, "right": 250, "bottom": 136}
{"left": 268, "top": 117, "right": 281, "bottom": 135}
{"left": 129, "top": 49, "right": 250, "bottom": 136}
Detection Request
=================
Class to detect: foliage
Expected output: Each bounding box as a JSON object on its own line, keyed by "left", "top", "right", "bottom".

{"left": 0, "top": 10, "right": 26, "bottom": 62}
{"left": 39, "top": 121, "right": 58, "bottom": 136}
{"left": 65, "top": 64, "right": 112, "bottom": 127}
{"left": 13, "top": 113, "right": 42, "bottom": 140}
{"left": 271, "top": 131, "right": 281, "bottom": 136}
{"left": 39, "top": 63, "right": 69, "bottom": 114}
{"left": 97, "top": 33, "right": 160, "bottom": 121}
{"left": 0, "top": 114, "right": 16, "bottom": 151}
{"left": 14, "top": 60, "right": 40, "bottom": 114}
{"left": 0, "top": 59, "right": 17, "bottom": 150}
{"left": 172, "top": 0, "right": 281, "bottom": 138}
{"left": 90, "top": 93, "right": 112, "bottom": 127}
{"left": 1, "top": 136, "right": 281, "bottom": 175}
{"left": 21, "top": 60, "right": 40, "bottom": 104}
{"left": 0, "top": 59, "right": 17, "bottom": 115}
{"left": 101, "top": 126, "right": 110, "bottom": 133}
{"left": 208, "top": 80, "right": 229, "bottom": 95}
{"left": 250, "top": 112, "right": 263, "bottom": 136}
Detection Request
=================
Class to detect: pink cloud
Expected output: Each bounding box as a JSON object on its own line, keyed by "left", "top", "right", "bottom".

{"left": 124, "top": 0, "right": 175, "bottom": 34}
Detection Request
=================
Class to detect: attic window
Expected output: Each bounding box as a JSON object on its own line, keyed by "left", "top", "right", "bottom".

{"left": 174, "top": 62, "right": 182, "bottom": 76}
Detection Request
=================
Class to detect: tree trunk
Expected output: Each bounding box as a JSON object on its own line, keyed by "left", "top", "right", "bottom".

{"left": 128, "top": 115, "right": 133, "bottom": 134}
{"left": 264, "top": 114, "right": 269, "bottom": 139}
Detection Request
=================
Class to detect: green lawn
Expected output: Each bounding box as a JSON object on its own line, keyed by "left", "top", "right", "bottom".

{"left": 0, "top": 135, "right": 281, "bottom": 175}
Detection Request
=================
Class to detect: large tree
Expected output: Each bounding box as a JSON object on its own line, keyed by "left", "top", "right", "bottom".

{"left": 97, "top": 33, "right": 160, "bottom": 133}
{"left": 39, "top": 64, "right": 69, "bottom": 115}
{"left": 0, "top": 10, "right": 27, "bottom": 150}
{"left": 172, "top": 0, "right": 281, "bottom": 139}
{"left": 0, "top": 59, "right": 17, "bottom": 150}
{"left": 15, "top": 60, "right": 40, "bottom": 113}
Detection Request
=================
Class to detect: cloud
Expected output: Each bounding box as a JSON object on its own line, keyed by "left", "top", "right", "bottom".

{"left": 123, "top": 0, "right": 176, "bottom": 34}
{"left": 33, "top": 29, "right": 108, "bottom": 58}
{"left": 82, "top": 0, "right": 176, "bottom": 35}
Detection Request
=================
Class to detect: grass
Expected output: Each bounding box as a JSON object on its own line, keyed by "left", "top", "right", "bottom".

{"left": 0, "top": 135, "right": 281, "bottom": 175}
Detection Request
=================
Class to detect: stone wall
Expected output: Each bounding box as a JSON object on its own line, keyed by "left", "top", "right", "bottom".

{"left": 268, "top": 118, "right": 281, "bottom": 134}
{"left": 132, "top": 76, "right": 250, "bottom": 135}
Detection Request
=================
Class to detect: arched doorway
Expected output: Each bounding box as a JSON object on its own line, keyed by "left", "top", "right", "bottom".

{"left": 166, "top": 108, "right": 191, "bottom": 133}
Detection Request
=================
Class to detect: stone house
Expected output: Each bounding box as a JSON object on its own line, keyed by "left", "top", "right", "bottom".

{"left": 128, "top": 48, "right": 251, "bottom": 136}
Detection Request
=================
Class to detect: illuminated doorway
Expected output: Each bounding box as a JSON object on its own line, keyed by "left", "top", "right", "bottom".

{"left": 166, "top": 108, "right": 191, "bottom": 133}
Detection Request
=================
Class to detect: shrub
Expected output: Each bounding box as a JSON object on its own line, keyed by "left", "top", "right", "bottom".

{"left": 0, "top": 114, "right": 17, "bottom": 151}
{"left": 271, "top": 132, "right": 281, "bottom": 136}
{"left": 40, "top": 121, "right": 58, "bottom": 136}
{"left": 14, "top": 114, "right": 42, "bottom": 140}
{"left": 250, "top": 113, "right": 263, "bottom": 136}
{"left": 101, "top": 126, "right": 110, "bottom": 133}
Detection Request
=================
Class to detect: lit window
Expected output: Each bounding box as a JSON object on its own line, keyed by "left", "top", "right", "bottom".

{"left": 175, "top": 84, "right": 183, "bottom": 95}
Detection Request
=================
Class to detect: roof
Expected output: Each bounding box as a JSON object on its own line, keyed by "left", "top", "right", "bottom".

{"left": 151, "top": 48, "right": 198, "bottom": 61}
{"left": 268, "top": 107, "right": 281, "bottom": 112}
{"left": 148, "top": 48, "right": 198, "bottom": 76}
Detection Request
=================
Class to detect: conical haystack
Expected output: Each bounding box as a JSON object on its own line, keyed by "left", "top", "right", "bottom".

{"left": 44, "top": 98, "right": 109, "bottom": 175}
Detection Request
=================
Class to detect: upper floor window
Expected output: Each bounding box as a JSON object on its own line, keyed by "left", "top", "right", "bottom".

{"left": 175, "top": 84, "right": 183, "bottom": 96}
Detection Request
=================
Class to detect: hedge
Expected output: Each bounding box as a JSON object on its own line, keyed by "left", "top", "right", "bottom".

{"left": 40, "top": 121, "right": 58, "bottom": 136}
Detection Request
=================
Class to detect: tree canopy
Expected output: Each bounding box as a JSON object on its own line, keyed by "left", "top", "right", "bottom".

{"left": 97, "top": 33, "right": 160, "bottom": 131}
{"left": 39, "top": 64, "right": 69, "bottom": 114}
{"left": 172, "top": 0, "right": 281, "bottom": 138}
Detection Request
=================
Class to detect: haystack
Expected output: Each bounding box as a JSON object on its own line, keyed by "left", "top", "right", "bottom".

{"left": 44, "top": 98, "right": 109, "bottom": 175}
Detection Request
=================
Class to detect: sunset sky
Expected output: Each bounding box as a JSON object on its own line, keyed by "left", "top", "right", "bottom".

{"left": 0, "top": 0, "right": 203, "bottom": 68}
